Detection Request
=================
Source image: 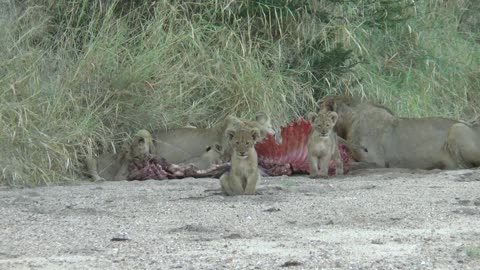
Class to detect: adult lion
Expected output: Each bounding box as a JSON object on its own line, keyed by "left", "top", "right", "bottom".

{"left": 85, "top": 129, "right": 154, "bottom": 182}
{"left": 151, "top": 112, "right": 276, "bottom": 163}
{"left": 319, "top": 96, "right": 461, "bottom": 169}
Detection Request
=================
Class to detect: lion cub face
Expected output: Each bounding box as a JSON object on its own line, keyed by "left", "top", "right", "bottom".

{"left": 254, "top": 111, "right": 276, "bottom": 139}
{"left": 128, "top": 129, "right": 153, "bottom": 161}
{"left": 227, "top": 127, "right": 261, "bottom": 159}
{"left": 308, "top": 111, "right": 338, "bottom": 137}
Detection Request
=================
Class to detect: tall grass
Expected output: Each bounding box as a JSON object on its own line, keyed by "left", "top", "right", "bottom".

{"left": 0, "top": 0, "right": 479, "bottom": 186}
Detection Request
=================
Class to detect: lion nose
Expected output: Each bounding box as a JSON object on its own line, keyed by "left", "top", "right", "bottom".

{"left": 239, "top": 151, "right": 246, "bottom": 156}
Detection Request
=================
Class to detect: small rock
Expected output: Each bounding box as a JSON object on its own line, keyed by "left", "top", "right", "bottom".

{"left": 263, "top": 207, "right": 281, "bottom": 212}
{"left": 371, "top": 239, "right": 384, "bottom": 245}
{"left": 457, "top": 199, "right": 471, "bottom": 206}
{"left": 110, "top": 232, "right": 130, "bottom": 242}
{"left": 474, "top": 198, "right": 480, "bottom": 206}
{"left": 452, "top": 208, "right": 480, "bottom": 215}
{"left": 224, "top": 233, "right": 242, "bottom": 239}
{"left": 280, "top": 260, "right": 302, "bottom": 267}
{"left": 393, "top": 238, "right": 402, "bottom": 243}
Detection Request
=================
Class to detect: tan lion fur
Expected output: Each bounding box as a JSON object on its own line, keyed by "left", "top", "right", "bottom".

{"left": 152, "top": 112, "right": 275, "bottom": 163}
{"left": 181, "top": 143, "right": 226, "bottom": 170}
{"left": 85, "top": 129, "right": 153, "bottom": 182}
{"left": 319, "top": 96, "right": 460, "bottom": 170}
{"left": 307, "top": 111, "right": 344, "bottom": 178}
{"left": 219, "top": 125, "right": 261, "bottom": 196}
{"left": 444, "top": 116, "right": 480, "bottom": 168}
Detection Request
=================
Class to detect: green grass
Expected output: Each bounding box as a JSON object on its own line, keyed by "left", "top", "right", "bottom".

{"left": 466, "top": 245, "right": 480, "bottom": 259}
{"left": 279, "top": 179, "right": 297, "bottom": 189}
{"left": 0, "top": 0, "right": 479, "bottom": 186}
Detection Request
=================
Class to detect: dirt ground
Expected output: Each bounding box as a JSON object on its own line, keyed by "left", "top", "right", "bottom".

{"left": 1, "top": 168, "right": 480, "bottom": 270}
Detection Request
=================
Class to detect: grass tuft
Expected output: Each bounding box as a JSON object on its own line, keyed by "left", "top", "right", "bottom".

{"left": 466, "top": 245, "right": 480, "bottom": 259}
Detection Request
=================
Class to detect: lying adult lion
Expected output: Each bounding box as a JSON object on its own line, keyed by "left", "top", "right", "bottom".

{"left": 151, "top": 112, "right": 276, "bottom": 163}
{"left": 444, "top": 116, "right": 480, "bottom": 168}
{"left": 86, "top": 129, "right": 232, "bottom": 181}
{"left": 319, "top": 96, "right": 462, "bottom": 170}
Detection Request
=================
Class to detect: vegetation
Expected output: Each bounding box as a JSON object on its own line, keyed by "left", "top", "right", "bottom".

{"left": 466, "top": 245, "right": 480, "bottom": 259}
{"left": 1, "top": 0, "right": 479, "bottom": 186}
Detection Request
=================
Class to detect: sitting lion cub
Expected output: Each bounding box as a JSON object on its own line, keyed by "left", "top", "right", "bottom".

{"left": 220, "top": 126, "right": 261, "bottom": 196}
{"left": 307, "top": 111, "right": 344, "bottom": 178}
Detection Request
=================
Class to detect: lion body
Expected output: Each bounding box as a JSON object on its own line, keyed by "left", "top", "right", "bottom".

{"left": 181, "top": 143, "right": 226, "bottom": 170}
{"left": 320, "top": 96, "right": 460, "bottom": 170}
{"left": 85, "top": 129, "right": 153, "bottom": 181}
{"left": 220, "top": 127, "right": 261, "bottom": 196}
{"left": 444, "top": 117, "right": 480, "bottom": 168}
{"left": 153, "top": 113, "right": 274, "bottom": 163}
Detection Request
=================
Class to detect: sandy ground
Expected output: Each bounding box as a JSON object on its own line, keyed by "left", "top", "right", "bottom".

{"left": 1, "top": 168, "right": 480, "bottom": 270}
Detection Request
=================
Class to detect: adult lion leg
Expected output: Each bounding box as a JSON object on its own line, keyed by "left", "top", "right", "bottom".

{"left": 348, "top": 161, "right": 382, "bottom": 171}
{"left": 85, "top": 142, "right": 105, "bottom": 182}
{"left": 333, "top": 147, "right": 344, "bottom": 175}
{"left": 444, "top": 122, "right": 480, "bottom": 169}
{"left": 85, "top": 156, "right": 104, "bottom": 182}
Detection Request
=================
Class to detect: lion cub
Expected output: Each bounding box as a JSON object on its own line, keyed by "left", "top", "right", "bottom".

{"left": 86, "top": 129, "right": 153, "bottom": 182}
{"left": 307, "top": 111, "right": 344, "bottom": 178}
{"left": 220, "top": 126, "right": 261, "bottom": 196}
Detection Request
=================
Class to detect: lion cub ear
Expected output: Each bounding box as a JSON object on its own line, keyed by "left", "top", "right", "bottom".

{"left": 329, "top": 111, "right": 338, "bottom": 124}
{"left": 214, "top": 143, "right": 223, "bottom": 153}
{"left": 255, "top": 111, "right": 270, "bottom": 125}
{"left": 307, "top": 112, "right": 317, "bottom": 122}
{"left": 250, "top": 128, "right": 261, "bottom": 142}
{"left": 226, "top": 129, "right": 236, "bottom": 141}
{"left": 320, "top": 98, "right": 336, "bottom": 112}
